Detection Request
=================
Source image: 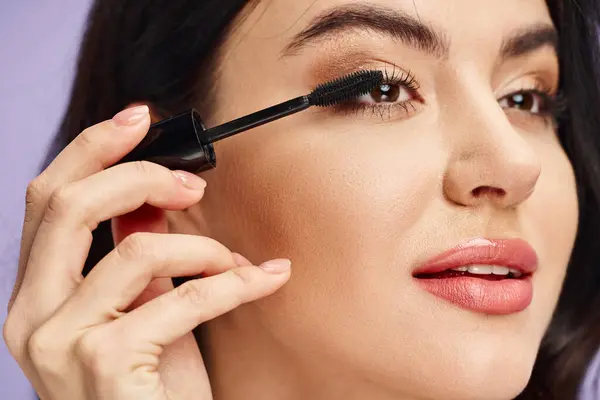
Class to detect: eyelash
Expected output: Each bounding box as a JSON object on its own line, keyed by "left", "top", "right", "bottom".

{"left": 333, "top": 65, "right": 567, "bottom": 124}
{"left": 333, "top": 66, "right": 422, "bottom": 119}
{"left": 499, "top": 84, "right": 568, "bottom": 123}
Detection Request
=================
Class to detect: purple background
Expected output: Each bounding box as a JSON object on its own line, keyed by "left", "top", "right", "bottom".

{"left": 0, "top": 3, "right": 598, "bottom": 400}
{"left": 0, "top": 1, "right": 91, "bottom": 398}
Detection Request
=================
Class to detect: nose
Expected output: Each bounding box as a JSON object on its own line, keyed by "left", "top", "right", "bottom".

{"left": 443, "top": 111, "right": 542, "bottom": 209}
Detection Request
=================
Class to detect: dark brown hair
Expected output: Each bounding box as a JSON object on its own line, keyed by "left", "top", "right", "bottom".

{"left": 44, "top": 0, "right": 600, "bottom": 398}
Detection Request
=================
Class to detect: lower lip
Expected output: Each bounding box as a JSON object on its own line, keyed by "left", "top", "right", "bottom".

{"left": 415, "top": 276, "right": 533, "bottom": 315}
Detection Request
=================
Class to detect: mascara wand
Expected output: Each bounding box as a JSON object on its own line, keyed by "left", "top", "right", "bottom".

{"left": 120, "top": 70, "right": 384, "bottom": 173}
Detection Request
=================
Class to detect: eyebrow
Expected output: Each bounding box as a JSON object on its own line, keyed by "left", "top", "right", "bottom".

{"left": 282, "top": 4, "right": 450, "bottom": 59}
{"left": 500, "top": 25, "right": 558, "bottom": 59}
{"left": 282, "top": 4, "right": 558, "bottom": 61}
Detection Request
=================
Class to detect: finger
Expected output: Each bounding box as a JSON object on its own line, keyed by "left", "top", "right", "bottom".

{"left": 18, "top": 163, "right": 206, "bottom": 320}
{"left": 110, "top": 260, "right": 291, "bottom": 348}
{"left": 111, "top": 204, "right": 172, "bottom": 312}
{"left": 39, "top": 233, "right": 237, "bottom": 331}
{"left": 157, "top": 332, "right": 212, "bottom": 397}
{"left": 11, "top": 106, "right": 151, "bottom": 308}
{"left": 112, "top": 210, "right": 252, "bottom": 312}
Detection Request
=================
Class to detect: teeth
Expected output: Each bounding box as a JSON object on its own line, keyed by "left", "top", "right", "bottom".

{"left": 492, "top": 266, "right": 510, "bottom": 275}
{"left": 467, "top": 265, "right": 493, "bottom": 275}
{"left": 510, "top": 269, "right": 523, "bottom": 278}
{"left": 449, "top": 265, "right": 523, "bottom": 277}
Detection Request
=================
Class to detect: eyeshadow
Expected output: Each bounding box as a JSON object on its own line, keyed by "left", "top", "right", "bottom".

{"left": 310, "top": 48, "right": 389, "bottom": 86}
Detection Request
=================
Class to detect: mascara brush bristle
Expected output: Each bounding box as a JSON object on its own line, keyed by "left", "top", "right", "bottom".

{"left": 308, "top": 70, "right": 384, "bottom": 107}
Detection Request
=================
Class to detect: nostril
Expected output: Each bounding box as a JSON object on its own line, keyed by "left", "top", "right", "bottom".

{"left": 471, "top": 186, "right": 506, "bottom": 198}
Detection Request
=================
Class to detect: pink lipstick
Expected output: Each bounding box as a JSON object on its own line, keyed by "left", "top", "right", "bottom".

{"left": 413, "top": 238, "right": 538, "bottom": 315}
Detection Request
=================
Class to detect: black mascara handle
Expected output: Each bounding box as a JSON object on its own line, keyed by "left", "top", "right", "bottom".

{"left": 119, "top": 109, "right": 216, "bottom": 173}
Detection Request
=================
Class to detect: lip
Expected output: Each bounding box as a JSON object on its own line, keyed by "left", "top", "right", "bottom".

{"left": 413, "top": 238, "right": 539, "bottom": 315}
{"left": 413, "top": 238, "right": 538, "bottom": 276}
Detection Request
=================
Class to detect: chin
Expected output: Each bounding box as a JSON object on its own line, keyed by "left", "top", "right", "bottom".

{"left": 357, "top": 325, "right": 542, "bottom": 400}
{"left": 409, "top": 340, "right": 537, "bottom": 400}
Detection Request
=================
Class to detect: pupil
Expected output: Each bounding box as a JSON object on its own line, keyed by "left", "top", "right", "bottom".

{"left": 372, "top": 84, "right": 400, "bottom": 103}
{"left": 511, "top": 93, "right": 533, "bottom": 110}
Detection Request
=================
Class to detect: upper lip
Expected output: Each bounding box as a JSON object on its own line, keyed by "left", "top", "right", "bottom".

{"left": 412, "top": 238, "right": 539, "bottom": 276}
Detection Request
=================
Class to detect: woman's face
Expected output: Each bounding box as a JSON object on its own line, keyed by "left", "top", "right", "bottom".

{"left": 171, "top": 0, "right": 578, "bottom": 398}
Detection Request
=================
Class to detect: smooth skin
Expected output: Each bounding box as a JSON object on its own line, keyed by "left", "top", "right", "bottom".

{"left": 3, "top": 105, "right": 291, "bottom": 399}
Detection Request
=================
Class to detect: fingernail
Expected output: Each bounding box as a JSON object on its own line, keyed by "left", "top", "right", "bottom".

{"left": 232, "top": 253, "right": 253, "bottom": 267}
{"left": 172, "top": 170, "right": 207, "bottom": 191}
{"left": 259, "top": 259, "right": 291, "bottom": 274}
{"left": 112, "top": 105, "right": 149, "bottom": 126}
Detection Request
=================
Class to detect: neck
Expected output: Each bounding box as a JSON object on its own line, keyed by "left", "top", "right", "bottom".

{"left": 200, "top": 307, "right": 416, "bottom": 400}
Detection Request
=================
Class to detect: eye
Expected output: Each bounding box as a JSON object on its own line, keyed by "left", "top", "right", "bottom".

{"left": 498, "top": 90, "right": 548, "bottom": 114}
{"left": 356, "top": 82, "right": 414, "bottom": 105}
{"left": 329, "top": 67, "right": 424, "bottom": 120}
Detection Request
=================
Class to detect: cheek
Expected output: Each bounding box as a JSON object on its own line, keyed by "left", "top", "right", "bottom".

{"left": 525, "top": 139, "right": 578, "bottom": 325}
{"left": 198, "top": 121, "right": 450, "bottom": 383}
{"left": 198, "top": 119, "right": 445, "bottom": 347}
{"left": 202, "top": 121, "right": 441, "bottom": 269}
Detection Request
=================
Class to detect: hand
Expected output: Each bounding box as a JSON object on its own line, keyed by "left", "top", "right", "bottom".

{"left": 3, "top": 105, "right": 291, "bottom": 400}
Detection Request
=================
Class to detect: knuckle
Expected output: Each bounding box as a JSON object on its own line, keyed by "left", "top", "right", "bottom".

{"left": 229, "top": 268, "right": 254, "bottom": 287}
{"left": 132, "top": 160, "right": 155, "bottom": 178}
{"left": 75, "top": 123, "right": 113, "bottom": 170}
{"left": 176, "top": 280, "right": 212, "bottom": 307}
{"left": 76, "top": 331, "right": 100, "bottom": 360}
{"left": 26, "top": 325, "right": 72, "bottom": 379}
{"left": 223, "top": 269, "right": 257, "bottom": 307}
{"left": 76, "top": 330, "right": 117, "bottom": 376}
{"left": 24, "top": 176, "right": 48, "bottom": 222}
{"left": 44, "top": 186, "right": 74, "bottom": 223}
{"left": 77, "top": 125, "right": 97, "bottom": 149}
{"left": 116, "top": 232, "right": 153, "bottom": 262}
{"left": 27, "top": 326, "right": 62, "bottom": 365}
{"left": 2, "top": 314, "right": 25, "bottom": 359}
{"left": 77, "top": 119, "right": 116, "bottom": 146}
